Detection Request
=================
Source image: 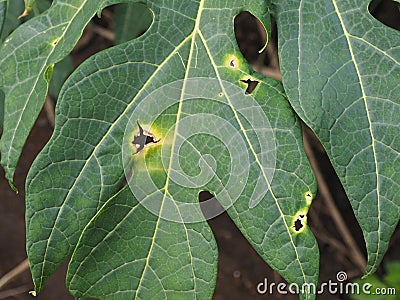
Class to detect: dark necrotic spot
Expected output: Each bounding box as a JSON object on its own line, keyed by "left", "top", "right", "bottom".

{"left": 132, "top": 121, "right": 160, "bottom": 154}
{"left": 145, "top": 135, "right": 157, "bottom": 144}
{"left": 294, "top": 218, "right": 304, "bottom": 232}
{"left": 293, "top": 214, "right": 306, "bottom": 232}
{"left": 240, "top": 78, "right": 259, "bottom": 94}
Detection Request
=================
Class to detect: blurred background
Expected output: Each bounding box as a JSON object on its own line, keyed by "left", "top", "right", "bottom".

{"left": 0, "top": 0, "right": 399, "bottom": 299}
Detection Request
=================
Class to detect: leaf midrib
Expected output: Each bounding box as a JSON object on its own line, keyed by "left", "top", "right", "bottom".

{"left": 129, "top": 2, "right": 311, "bottom": 295}
{"left": 134, "top": 1, "right": 206, "bottom": 297}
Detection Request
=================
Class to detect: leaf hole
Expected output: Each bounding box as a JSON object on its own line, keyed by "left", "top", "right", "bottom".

{"left": 305, "top": 191, "right": 313, "bottom": 206}
{"left": 225, "top": 55, "right": 240, "bottom": 69}
{"left": 240, "top": 78, "right": 259, "bottom": 94}
{"left": 292, "top": 213, "right": 307, "bottom": 233}
{"left": 368, "top": 0, "right": 400, "bottom": 31}
{"left": 132, "top": 121, "right": 160, "bottom": 154}
{"left": 294, "top": 219, "right": 303, "bottom": 232}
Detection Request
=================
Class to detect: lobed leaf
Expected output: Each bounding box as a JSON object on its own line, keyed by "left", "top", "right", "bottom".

{"left": 0, "top": 0, "right": 136, "bottom": 189}
{"left": 271, "top": 0, "right": 400, "bottom": 275}
{"left": 26, "top": 0, "right": 319, "bottom": 299}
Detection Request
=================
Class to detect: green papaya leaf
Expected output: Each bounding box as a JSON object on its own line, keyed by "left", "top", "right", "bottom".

{"left": 49, "top": 56, "right": 73, "bottom": 99}
{"left": 67, "top": 185, "right": 218, "bottom": 299}
{"left": 0, "top": 0, "right": 24, "bottom": 43}
{"left": 0, "top": 0, "right": 136, "bottom": 190}
{"left": 271, "top": 0, "right": 400, "bottom": 276}
{"left": 0, "top": 0, "right": 6, "bottom": 38}
{"left": 114, "top": 2, "right": 152, "bottom": 44}
{"left": 26, "top": 0, "right": 319, "bottom": 298}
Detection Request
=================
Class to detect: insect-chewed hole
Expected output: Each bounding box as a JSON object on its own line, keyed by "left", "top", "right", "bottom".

{"left": 225, "top": 54, "right": 240, "bottom": 69}
{"left": 305, "top": 191, "right": 313, "bottom": 206}
{"left": 240, "top": 78, "right": 259, "bottom": 94}
{"left": 229, "top": 58, "right": 237, "bottom": 68}
{"left": 292, "top": 213, "right": 307, "bottom": 233}
{"left": 132, "top": 121, "right": 160, "bottom": 154}
{"left": 294, "top": 217, "right": 304, "bottom": 232}
{"left": 368, "top": 0, "right": 400, "bottom": 31}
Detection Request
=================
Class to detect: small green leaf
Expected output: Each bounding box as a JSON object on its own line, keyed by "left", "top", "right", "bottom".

{"left": 44, "top": 64, "right": 53, "bottom": 83}
{"left": 272, "top": 0, "right": 400, "bottom": 276}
